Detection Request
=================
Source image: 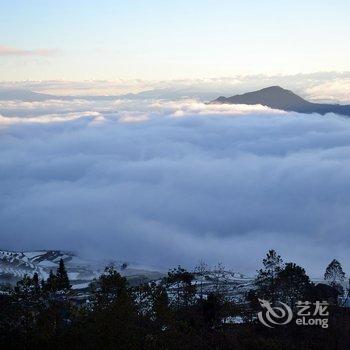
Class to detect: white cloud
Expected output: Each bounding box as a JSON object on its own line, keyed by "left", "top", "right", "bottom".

{"left": 305, "top": 79, "right": 350, "bottom": 103}
{"left": 0, "top": 112, "right": 100, "bottom": 125}
{"left": 2, "top": 71, "right": 350, "bottom": 102}
{"left": 1, "top": 98, "right": 350, "bottom": 276}
{"left": 0, "top": 98, "right": 284, "bottom": 125}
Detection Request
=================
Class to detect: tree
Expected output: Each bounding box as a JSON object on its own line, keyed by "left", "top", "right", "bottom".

{"left": 200, "top": 291, "right": 229, "bottom": 329}
{"left": 324, "top": 259, "right": 345, "bottom": 294}
{"left": 14, "top": 273, "right": 41, "bottom": 298}
{"left": 307, "top": 283, "right": 341, "bottom": 305}
{"left": 91, "top": 265, "right": 129, "bottom": 307}
{"left": 194, "top": 260, "right": 209, "bottom": 300}
{"left": 211, "top": 262, "right": 230, "bottom": 296}
{"left": 165, "top": 266, "right": 196, "bottom": 308}
{"left": 87, "top": 266, "right": 143, "bottom": 349}
{"left": 32, "top": 272, "right": 41, "bottom": 294}
{"left": 255, "top": 249, "right": 284, "bottom": 302}
{"left": 150, "top": 282, "right": 169, "bottom": 321}
{"left": 133, "top": 281, "right": 169, "bottom": 324}
{"left": 56, "top": 258, "right": 71, "bottom": 291}
{"left": 276, "top": 263, "right": 312, "bottom": 306}
{"left": 45, "top": 270, "right": 57, "bottom": 292}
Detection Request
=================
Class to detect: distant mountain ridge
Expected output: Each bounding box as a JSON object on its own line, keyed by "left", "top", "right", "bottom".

{"left": 211, "top": 86, "right": 350, "bottom": 117}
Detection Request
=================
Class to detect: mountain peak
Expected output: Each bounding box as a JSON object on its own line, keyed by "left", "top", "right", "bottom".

{"left": 260, "top": 85, "right": 286, "bottom": 91}
{"left": 210, "top": 86, "right": 350, "bottom": 117}
{"left": 212, "top": 85, "right": 308, "bottom": 110}
{"left": 259, "top": 85, "right": 297, "bottom": 94}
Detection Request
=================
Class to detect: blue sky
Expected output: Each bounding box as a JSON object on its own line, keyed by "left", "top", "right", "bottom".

{"left": 1, "top": 0, "right": 350, "bottom": 80}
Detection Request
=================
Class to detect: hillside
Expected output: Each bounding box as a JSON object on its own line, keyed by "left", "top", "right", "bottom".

{"left": 0, "top": 249, "right": 163, "bottom": 289}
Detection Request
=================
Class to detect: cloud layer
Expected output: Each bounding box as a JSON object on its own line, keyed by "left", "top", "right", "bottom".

{"left": 2, "top": 72, "right": 350, "bottom": 102}
{"left": 0, "top": 45, "right": 56, "bottom": 57}
{"left": 1, "top": 99, "right": 350, "bottom": 276}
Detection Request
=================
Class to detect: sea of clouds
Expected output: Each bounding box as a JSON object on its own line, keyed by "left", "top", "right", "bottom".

{"left": 1, "top": 95, "right": 350, "bottom": 276}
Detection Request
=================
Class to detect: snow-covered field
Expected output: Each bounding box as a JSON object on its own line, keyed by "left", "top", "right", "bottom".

{"left": 0, "top": 249, "right": 163, "bottom": 288}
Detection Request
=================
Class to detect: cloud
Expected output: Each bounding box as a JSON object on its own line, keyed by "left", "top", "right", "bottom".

{"left": 1, "top": 99, "right": 350, "bottom": 276}
{"left": 0, "top": 111, "right": 100, "bottom": 125}
{"left": 0, "top": 98, "right": 283, "bottom": 122}
{"left": 0, "top": 45, "right": 57, "bottom": 57}
{"left": 2, "top": 72, "right": 350, "bottom": 103}
{"left": 305, "top": 79, "right": 350, "bottom": 103}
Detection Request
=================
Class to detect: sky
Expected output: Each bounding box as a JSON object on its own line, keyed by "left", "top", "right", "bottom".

{"left": 1, "top": 0, "right": 350, "bottom": 81}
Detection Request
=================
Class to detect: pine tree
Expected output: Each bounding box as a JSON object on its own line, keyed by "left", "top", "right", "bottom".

{"left": 324, "top": 259, "right": 345, "bottom": 293}
{"left": 32, "top": 272, "right": 40, "bottom": 294}
{"left": 255, "top": 249, "right": 284, "bottom": 302}
{"left": 56, "top": 258, "right": 71, "bottom": 291}
{"left": 46, "top": 269, "right": 57, "bottom": 292}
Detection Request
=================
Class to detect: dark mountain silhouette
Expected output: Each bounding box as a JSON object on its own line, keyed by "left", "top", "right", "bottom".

{"left": 211, "top": 86, "right": 350, "bottom": 117}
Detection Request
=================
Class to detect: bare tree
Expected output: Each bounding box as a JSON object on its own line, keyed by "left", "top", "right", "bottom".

{"left": 194, "top": 260, "right": 209, "bottom": 300}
